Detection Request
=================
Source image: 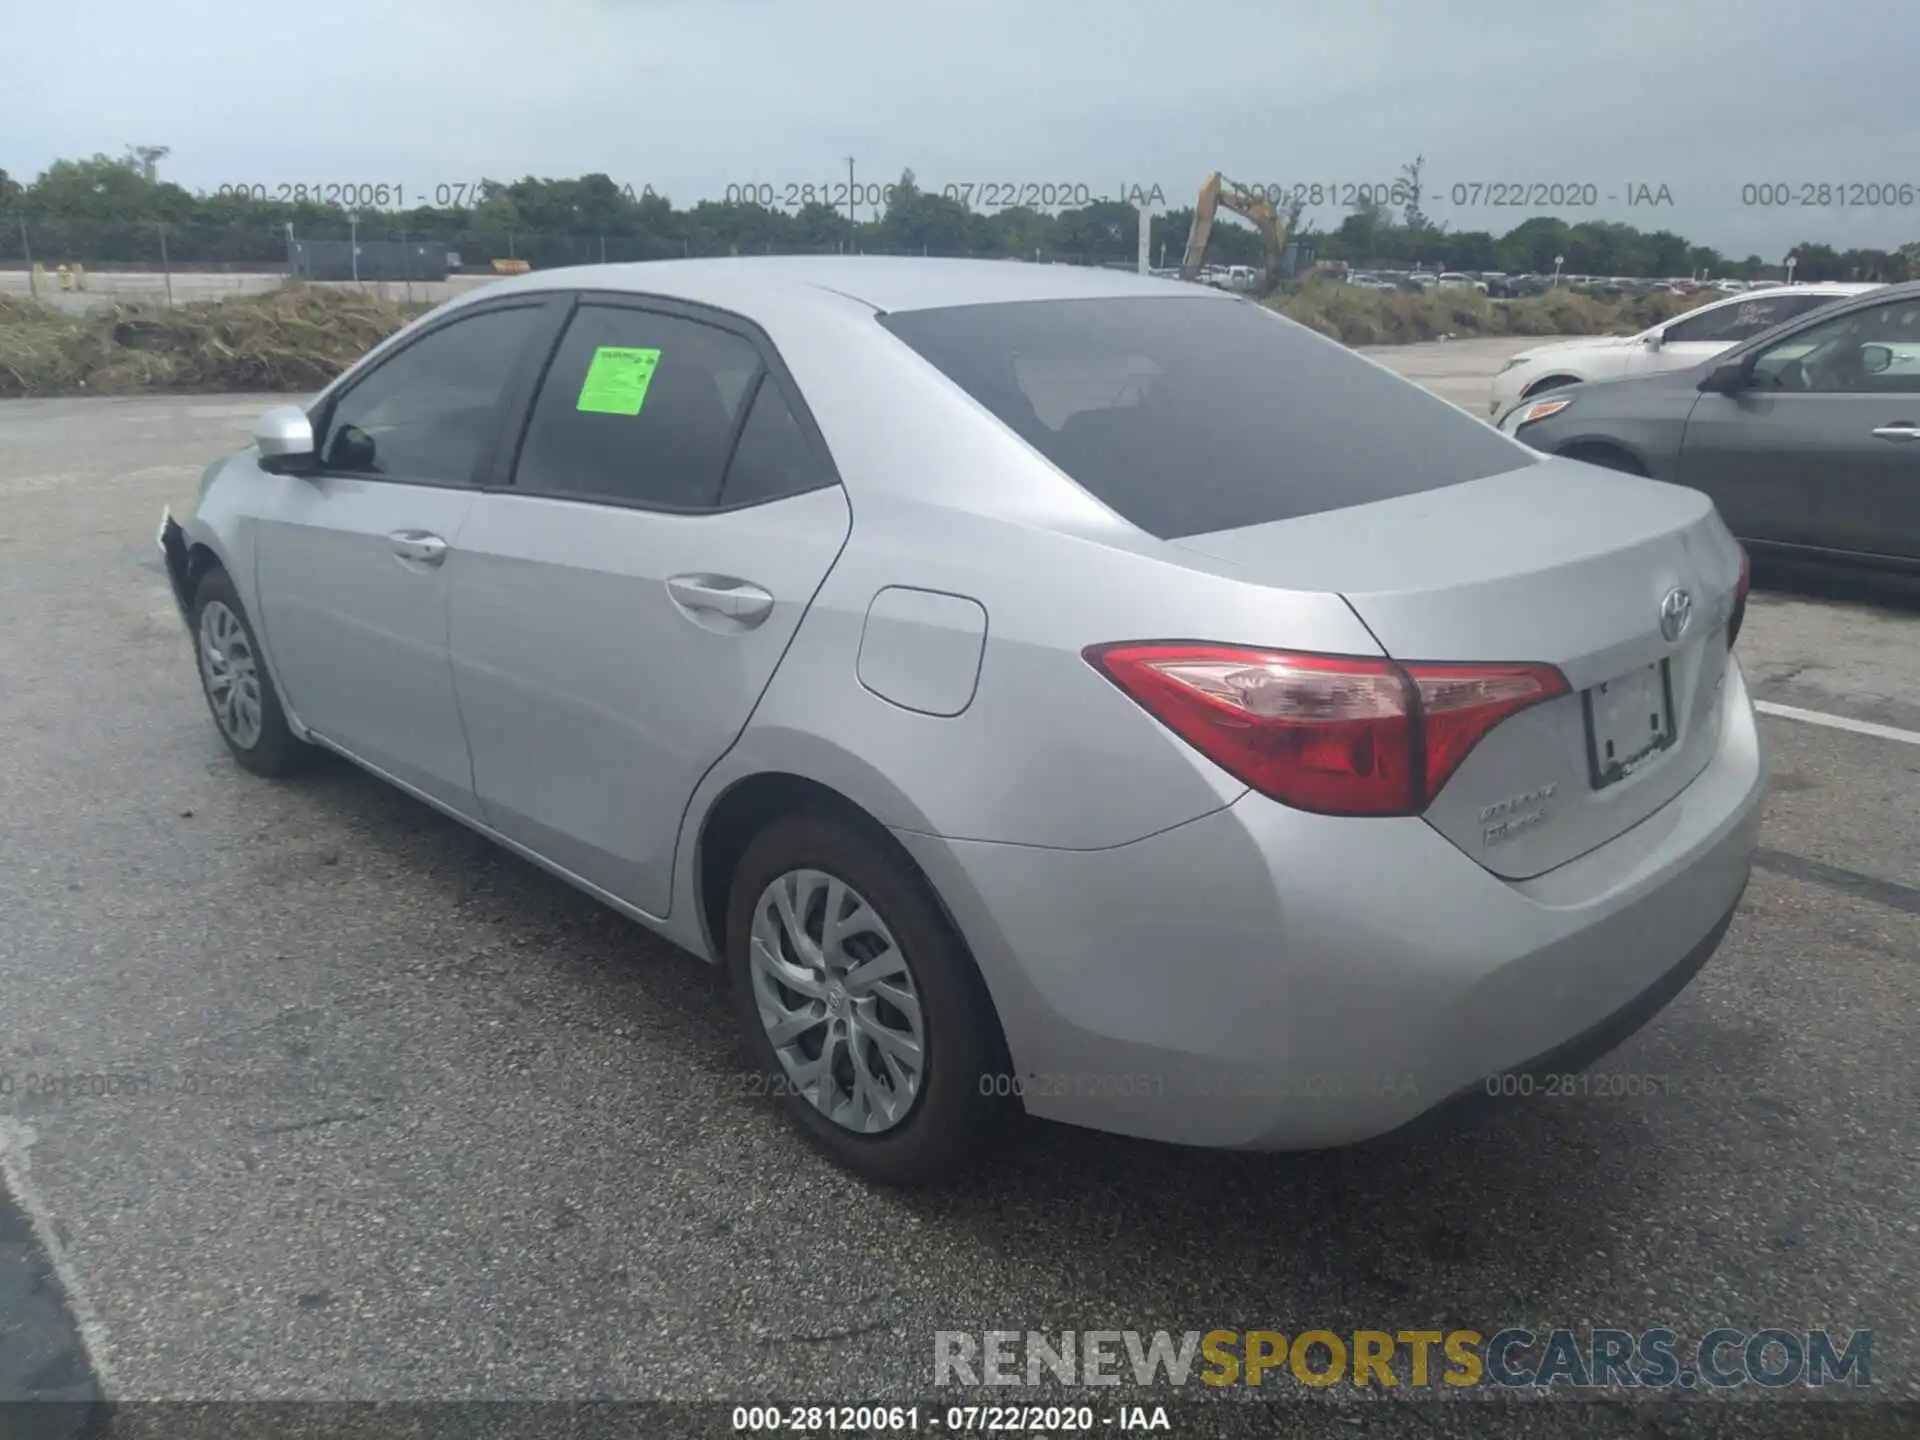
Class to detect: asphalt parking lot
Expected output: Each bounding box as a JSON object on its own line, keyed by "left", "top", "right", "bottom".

{"left": 1, "top": 341, "right": 1916, "bottom": 1433}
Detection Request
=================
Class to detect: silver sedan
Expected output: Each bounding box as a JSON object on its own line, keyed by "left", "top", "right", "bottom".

{"left": 160, "top": 257, "right": 1764, "bottom": 1186}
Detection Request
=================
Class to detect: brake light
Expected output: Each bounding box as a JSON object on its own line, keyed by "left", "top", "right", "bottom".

{"left": 1729, "top": 547, "right": 1751, "bottom": 646}
{"left": 1084, "top": 643, "right": 1570, "bottom": 817}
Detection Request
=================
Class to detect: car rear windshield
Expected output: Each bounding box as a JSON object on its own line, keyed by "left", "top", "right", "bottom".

{"left": 878, "top": 296, "right": 1530, "bottom": 539}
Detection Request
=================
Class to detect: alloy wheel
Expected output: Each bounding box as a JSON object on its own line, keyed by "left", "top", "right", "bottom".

{"left": 198, "top": 600, "right": 265, "bottom": 749}
{"left": 747, "top": 868, "right": 927, "bottom": 1134}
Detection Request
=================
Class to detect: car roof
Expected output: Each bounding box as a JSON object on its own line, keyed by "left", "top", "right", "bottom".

{"left": 1695, "top": 280, "right": 1883, "bottom": 307}
{"left": 467, "top": 255, "right": 1235, "bottom": 316}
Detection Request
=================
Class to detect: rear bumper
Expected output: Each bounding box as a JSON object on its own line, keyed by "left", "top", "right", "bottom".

{"left": 1368, "top": 885, "right": 1742, "bottom": 1146}
{"left": 158, "top": 508, "right": 193, "bottom": 628}
{"left": 895, "top": 657, "right": 1765, "bottom": 1151}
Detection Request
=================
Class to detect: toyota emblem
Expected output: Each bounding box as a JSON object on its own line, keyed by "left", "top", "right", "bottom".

{"left": 1659, "top": 587, "right": 1693, "bottom": 642}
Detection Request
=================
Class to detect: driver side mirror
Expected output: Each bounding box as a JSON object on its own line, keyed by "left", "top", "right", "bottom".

{"left": 1644, "top": 330, "right": 1665, "bottom": 349}
{"left": 1861, "top": 343, "right": 1895, "bottom": 375}
{"left": 254, "top": 405, "right": 316, "bottom": 475}
{"left": 1698, "top": 360, "right": 1750, "bottom": 395}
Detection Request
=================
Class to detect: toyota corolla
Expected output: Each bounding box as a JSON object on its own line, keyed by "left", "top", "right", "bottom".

{"left": 160, "top": 257, "right": 1764, "bottom": 1186}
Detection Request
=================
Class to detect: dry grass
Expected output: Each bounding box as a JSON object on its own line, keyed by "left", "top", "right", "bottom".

{"left": 0, "top": 285, "right": 428, "bottom": 398}
{"left": 0, "top": 279, "right": 1721, "bottom": 396}
{"left": 1271, "top": 280, "right": 1718, "bottom": 346}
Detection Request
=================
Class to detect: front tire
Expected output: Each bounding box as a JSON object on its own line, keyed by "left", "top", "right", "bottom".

{"left": 724, "top": 812, "right": 1008, "bottom": 1187}
{"left": 190, "top": 567, "right": 310, "bottom": 777}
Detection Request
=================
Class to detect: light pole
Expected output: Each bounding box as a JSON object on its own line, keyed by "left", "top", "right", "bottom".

{"left": 1784, "top": 252, "right": 1798, "bottom": 286}
{"left": 350, "top": 213, "right": 360, "bottom": 283}
{"left": 1552, "top": 254, "right": 1564, "bottom": 288}
{"left": 1135, "top": 200, "right": 1155, "bottom": 274}
{"left": 845, "top": 157, "right": 856, "bottom": 227}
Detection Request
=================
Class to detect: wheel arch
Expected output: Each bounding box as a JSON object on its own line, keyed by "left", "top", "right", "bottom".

{"left": 688, "top": 768, "right": 1014, "bottom": 1071}
{"left": 1521, "top": 372, "right": 1585, "bottom": 398}
{"left": 176, "top": 523, "right": 310, "bottom": 741}
{"left": 1554, "top": 439, "right": 1652, "bottom": 476}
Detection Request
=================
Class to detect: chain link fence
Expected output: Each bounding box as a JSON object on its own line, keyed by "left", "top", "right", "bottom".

{"left": 0, "top": 217, "right": 1137, "bottom": 307}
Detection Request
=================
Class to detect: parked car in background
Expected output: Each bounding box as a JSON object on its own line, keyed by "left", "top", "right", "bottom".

{"left": 1505, "top": 274, "right": 1556, "bottom": 298}
{"left": 1487, "top": 282, "right": 1881, "bottom": 419}
{"left": 1502, "top": 281, "right": 1920, "bottom": 572}
{"left": 1436, "top": 272, "right": 1490, "bottom": 294}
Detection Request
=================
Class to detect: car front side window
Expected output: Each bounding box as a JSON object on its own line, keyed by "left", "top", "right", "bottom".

{"left": 317, "top": 304, "right": 548, "bottom": 484}
{"left": 1750, "top": 299, "right": 1920, "bottom": 393}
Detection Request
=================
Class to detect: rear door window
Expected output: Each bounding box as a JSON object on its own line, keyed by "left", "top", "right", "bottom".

{"left": 513, "top": 304, "right": 764, "bottom": 510}
{"left": 879, "top": 296, "right": 1529, "bottom": 539}
{"left": 1663, "top": 292, "right": 1843, "bottom": 344}
{"left": 718, "top": 378, "right": 838, "bottom": 506}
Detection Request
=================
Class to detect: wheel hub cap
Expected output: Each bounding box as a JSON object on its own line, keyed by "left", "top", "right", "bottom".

{"left": 747, "top": 868, "right": 926, "bottom": 1135}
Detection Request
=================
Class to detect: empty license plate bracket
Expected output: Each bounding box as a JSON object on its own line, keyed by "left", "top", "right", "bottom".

{"left": 1583, "top": 659, "right": 1677, "bottom": 790}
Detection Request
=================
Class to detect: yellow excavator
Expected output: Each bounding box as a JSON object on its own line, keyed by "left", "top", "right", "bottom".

{"left": 1179, "top": 172, "right": 1288, "bottom": 291}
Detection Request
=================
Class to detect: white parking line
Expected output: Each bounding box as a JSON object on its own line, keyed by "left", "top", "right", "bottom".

{"left": 1755, "top": 700, "right": 1920, "bottom": 747}
{"left": 0, "top": 1120, "right": 119, "bottom": 1400}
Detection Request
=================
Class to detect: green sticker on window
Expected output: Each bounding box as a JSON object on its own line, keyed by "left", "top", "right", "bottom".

{"left": 576, "top": 346, "right": 662, "bottom": 415}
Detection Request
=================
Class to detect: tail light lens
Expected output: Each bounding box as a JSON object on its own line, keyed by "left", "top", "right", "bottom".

{"left": 1084, "top": 643, "right": 1570, "bottom": 817}
{"left": 1728, "top": 547, "right": 1751, "bottom": 647}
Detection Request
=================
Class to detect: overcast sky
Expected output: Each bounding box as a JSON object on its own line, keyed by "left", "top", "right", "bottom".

{"left": 6, "top": 0, "right": 1920, "bottom": 257}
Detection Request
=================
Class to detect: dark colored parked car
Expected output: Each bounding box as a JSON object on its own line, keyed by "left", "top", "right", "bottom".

{"left": 1502, "top": 282, "right": 1920, "bottom": 573}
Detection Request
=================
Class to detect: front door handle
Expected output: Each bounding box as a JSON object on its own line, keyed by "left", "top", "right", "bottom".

{"left": 390, "top": 531, "right": 448, "bottom": 565}
{"left": 1870, "top": 423, "right": 1920, "bottom": 442}
{"left": 666, "top": 574, "right": 775, "bottom": 627}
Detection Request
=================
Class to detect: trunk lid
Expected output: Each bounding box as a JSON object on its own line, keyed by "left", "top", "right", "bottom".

{"left": 1171, "top": 460, "right": 1745, "bottom": 878}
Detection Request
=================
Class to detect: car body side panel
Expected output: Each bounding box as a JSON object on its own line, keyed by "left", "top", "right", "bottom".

{"left": 1678, "top": 390, "right": 1920, "bottom": 560}
{"left": 447, "top": 485, "right": 853, "bottom": 920}
{"left": 253, "top": 475, "right": 480, "bottom": 814}
{"left": 724, "top": 489, "right": 1387, "bottom": 849}
{"left": 1505, "top": 378, "right": 1699, "bottom": 479}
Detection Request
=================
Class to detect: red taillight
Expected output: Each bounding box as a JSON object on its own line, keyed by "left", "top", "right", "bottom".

{"left": 1729, "top": 547, "right": 1751, "bottom": 647}
{"left": 1084, "top": 642, "right": 1570, "bottom": 817}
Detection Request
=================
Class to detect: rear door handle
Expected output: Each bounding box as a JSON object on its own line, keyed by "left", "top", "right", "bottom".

{"left": 1870, "top": 423, "right": 1920, "bottom": 442}
{"left": 666, "top": 574, "right": 774, "bottom": 626}
{"left": 389, "top": 531, "right": 448, "bottom": 565}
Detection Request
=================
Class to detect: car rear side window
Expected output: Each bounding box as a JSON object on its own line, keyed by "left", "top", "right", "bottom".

{"left": 879, "top": 296, "right": 1528, "bottom": 539}
{"left": 514, "top": 305, "right": 763, "bottom": 509}
{"left": 719, "top": 377, "right": 837, "bottom": 506}
{"left": 1663, "top": 292, "right": 1839, "bottom": 344}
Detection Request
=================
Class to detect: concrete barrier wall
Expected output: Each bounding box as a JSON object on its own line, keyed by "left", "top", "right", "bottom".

{"left": 0, "top": 271, "right": 499, "bottom": 311}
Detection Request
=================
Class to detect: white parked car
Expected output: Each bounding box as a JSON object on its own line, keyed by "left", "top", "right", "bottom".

{"left": 1436, "top": 272, "right": 1489, "bottom": 294}
{"left": 1487, "top": 283, "right": 1883, "bottom": 419}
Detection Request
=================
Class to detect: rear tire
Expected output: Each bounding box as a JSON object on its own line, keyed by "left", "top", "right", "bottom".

{"left": 724, "top": 812, "right": 1009, "bottom": 1187}
{"left": 190, "top": 567, "right": 310, "bottom": 778}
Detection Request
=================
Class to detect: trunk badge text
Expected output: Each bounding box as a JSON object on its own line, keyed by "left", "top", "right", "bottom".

{"left": 1480, "top": 783, "right": 1558, "bottom": 846}
{"left": 1660, "top": 587, "right": 1693, "bottom": 642}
